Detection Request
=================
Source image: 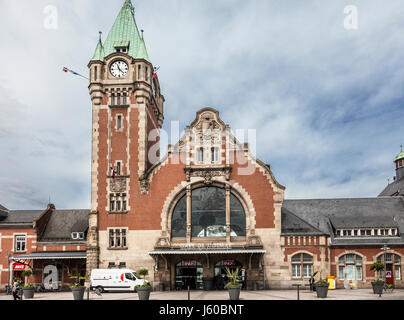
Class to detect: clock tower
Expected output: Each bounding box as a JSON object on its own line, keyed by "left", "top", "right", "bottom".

{"left": 86, "top": 0, "right": 164, "bottom": 275}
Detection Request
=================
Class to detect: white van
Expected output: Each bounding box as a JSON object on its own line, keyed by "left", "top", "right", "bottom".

{"left": 90, "top": 269, "right": 148, "bottom": 292}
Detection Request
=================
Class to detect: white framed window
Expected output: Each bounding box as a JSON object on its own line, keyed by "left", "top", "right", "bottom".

{"left": 292, "top": 264, "right": 301, "bottom": 278}
{"left": 291, "top": 253, "right": 313, "bottom": 279}
{"left": 15, "top": 235, "right": 26, "bottom": 252}
{"left": 71, "top": 232, "right": 84, "bottom": 240}
{"left": 197, "top": 148, "right": 204, "bottom": 163}
{"left": 211, "top": 147, "right": 220, "bottom": 163}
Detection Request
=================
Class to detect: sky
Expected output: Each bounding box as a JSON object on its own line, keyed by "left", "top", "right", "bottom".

{"left": 0, "top": 0, "right": 403, "bottom": 210}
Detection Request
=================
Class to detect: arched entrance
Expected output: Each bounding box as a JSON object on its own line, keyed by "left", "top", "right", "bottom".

{"left": 377, "top": 253, "right": 401, "bottom": 286}
{"left": 175, "top": 260, "right": 203, "bottom": 290}
{"left": 214, "top": 259, "right": 244, "bottom": 290}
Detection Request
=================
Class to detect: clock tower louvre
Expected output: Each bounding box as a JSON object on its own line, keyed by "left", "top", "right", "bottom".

{"left": 86, "top": 0, "right": 164, "bottom": 275}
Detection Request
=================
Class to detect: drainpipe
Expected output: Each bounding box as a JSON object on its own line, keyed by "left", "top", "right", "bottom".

{"left": 7, "top": 253, "right": 11, "bottom": 287}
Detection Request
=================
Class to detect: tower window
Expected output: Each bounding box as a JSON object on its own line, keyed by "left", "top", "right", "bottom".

{"left": 111, "top": 93, "right": 115, "bottom": 105}
{"left": 109, "top": 193, "right": 127, "bottom": 213}
{"left": 197, "top": 148, "right": 204, "bottom": 163}
{"left": 116, "top": 162, "right": 121, "bottom": 175}
{"left": 137, "top": 65, "right": 141, "bottom": 80}
{"left": 109, "top": 228, "right": 128, "bottom": 249}
{"left": 94, "top": 66, "right": 98, "bottom": 81}
{"left": 116, "top": 47, "right": 128, "bottom": 53}
{"left": 117, "top": 115, "right": 122, "bottom": 131}
{"left": 211, "top": 147, "right": 220, "bottom": 163}
{"left": 117, "top": 93, "right": 121, "bottom": 105}
{"left": 123, "top": 92, "right": 127, "bottom": 105}
{"left": 145, "top": 66, "right": 149, "bottom": 81}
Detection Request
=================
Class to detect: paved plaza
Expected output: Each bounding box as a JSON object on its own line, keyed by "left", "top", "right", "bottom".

{"left": 1, "top": 289, "right": 404, "bottom": 301}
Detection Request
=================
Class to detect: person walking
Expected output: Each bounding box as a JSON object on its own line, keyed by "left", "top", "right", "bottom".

{"left": 12, "top": 279, "right": 21, "bottom": 301}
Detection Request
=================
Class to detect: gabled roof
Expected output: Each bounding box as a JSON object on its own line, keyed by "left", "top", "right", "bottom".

{"left": 0, "top": 204, "right": 8, "bottom": 221}
{"left": 281, "top": 207, "right": 325, "bottom": 236}
{"left": 91, "top": 0, "right": 150, "bottom": 62}
{"left": 39, "top": 209, "right": 90, "bottom": 242}
{"left": 379, "top": 179, "right": 404, "bottom": 197}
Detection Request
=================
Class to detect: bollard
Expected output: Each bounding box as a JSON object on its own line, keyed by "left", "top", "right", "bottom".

{"left": 87, "top": 287, "right": 90, "bottom": 300}
{"left": 188, "top": 285, "right": 190, "bottom": 301}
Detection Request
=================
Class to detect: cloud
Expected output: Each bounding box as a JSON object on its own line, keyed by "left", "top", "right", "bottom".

{"left": 0, "top": 0, "right": 403, "bottom": 209}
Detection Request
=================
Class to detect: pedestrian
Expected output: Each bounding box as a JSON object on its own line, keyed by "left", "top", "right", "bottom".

{"left": 12, "top": 279, "right": 21, "bottom": 301}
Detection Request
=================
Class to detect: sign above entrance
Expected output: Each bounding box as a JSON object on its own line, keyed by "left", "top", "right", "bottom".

{"left": 183, "top": 260, "right": 196, "bottom": 267}
{"left": 13, "top": 263, "right": 25, "bottom": 271}
{"left": 222, "top": 260, "right": 235, "bottom": 266}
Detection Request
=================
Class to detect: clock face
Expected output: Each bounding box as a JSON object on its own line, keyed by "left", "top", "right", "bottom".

{"left": 110, "top": 60, "right": 129, "bottom": 78}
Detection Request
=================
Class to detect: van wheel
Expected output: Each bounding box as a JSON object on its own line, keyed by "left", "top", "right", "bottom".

{"left": 96, "top": 286, "right": 104, "bottom": 294}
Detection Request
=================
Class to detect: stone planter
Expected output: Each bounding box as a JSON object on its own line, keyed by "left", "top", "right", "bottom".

{"left": 372, "top": 282, "right": 384, "bottom": 295}
{"left": 72, "top": 287, "right": 85, "bottom": 300}
{"left": 315, "top": 283, "right": 329, "bottom": 298}
{"left": 203, "top": 278, "right": 214, "bottom": 291}
{"left": 137, "top": 286, "right": 152, "bottom": 300}
{"left": 227, "top": 285, "right": 241, "bottom": 300}
{"left": 23, "top": 287, "right": 35, "bottom": 299}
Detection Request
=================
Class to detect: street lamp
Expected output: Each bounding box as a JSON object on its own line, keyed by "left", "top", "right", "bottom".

{"left": 381, "top": 244, "right": 390, "bottom": 283}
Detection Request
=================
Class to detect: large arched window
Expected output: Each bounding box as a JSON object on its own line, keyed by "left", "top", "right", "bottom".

{"left": 171, "top": 186, "right": 246, "bottom": 238}
{"left": 171, "top": 195, "right": 187, "bottom": 238}
{"left": 338, "top": 254, "right": 363, "bottom": 281}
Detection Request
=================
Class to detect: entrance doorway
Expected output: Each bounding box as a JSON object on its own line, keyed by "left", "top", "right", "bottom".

{"left": 386, "top": 264, "right": 394, "bottom": 286}
{"left": 377, "top": 253, "right": 401, "bottom": 287}
{"left": 175, "top": 260, "right": 203, "bottom": 290}
{"left": 214, "top": 260, "right": 244, "bottom": 290}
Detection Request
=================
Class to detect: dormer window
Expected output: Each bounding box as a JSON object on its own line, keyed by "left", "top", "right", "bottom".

{"left": 336, "top": 227, "right": 399, "bottom": 238}
{"left": 116, "top": 47, "right": 128, "bottom": 53}
{"left": 71, "top": 232, "right": 84, "bottom": 240}
{"left": 114, "top": 41, "right": 129, "bottom": 54}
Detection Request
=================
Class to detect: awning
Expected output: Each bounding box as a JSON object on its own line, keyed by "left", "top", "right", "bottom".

{"left": 11, "top": 252, "right": 86, "bottom": 260}
{"left": 148, "top": 248, "right": 266, "bottom": 255}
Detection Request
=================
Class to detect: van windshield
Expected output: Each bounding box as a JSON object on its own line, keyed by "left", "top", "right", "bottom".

{"left": 132, "top": 273, "right": 138, "bottom": 279}
{"left": 125, "top": 273, "right": 135, "bottom": 281}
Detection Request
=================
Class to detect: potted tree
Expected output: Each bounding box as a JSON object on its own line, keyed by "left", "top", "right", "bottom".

{"left": 69, "top": 275, "right": 87, "bottom": 300}
{"left": 224, "top": 267, "right": 242, "bottom": 300}
{"left": 135, "top": 268, "right": 152, "bottom": 300}
{"left": 21, "top": 269, "right": 35, "bottom": 299}
{"left": 370, "top": 262, "right": 385, "bottom": 295}
{"left": 314, "top": 270, "right": 329, "bottom": 298}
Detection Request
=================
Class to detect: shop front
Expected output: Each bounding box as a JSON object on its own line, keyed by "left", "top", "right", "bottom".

{"left": 11, "top": 252, "right": 86, "bottom": 290}
{"left": 149, "top": 249, "right": 265, "bottom": 291}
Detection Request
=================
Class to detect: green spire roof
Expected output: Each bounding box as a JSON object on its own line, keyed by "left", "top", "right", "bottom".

{"left": 91, "top": 39, "right": 105, "bottom": 61}
{"left": 137, "top": 38, "right": 151, "bottom": 61}
{"left": 395, "top": 145, "right": 404, "bottom": 161}
{"left": 91, "top": 0, "right": 151, "bottom": 62}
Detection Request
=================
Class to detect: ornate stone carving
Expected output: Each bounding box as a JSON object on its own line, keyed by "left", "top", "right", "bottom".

{"left": 139, "top": 176, "right": 150, "bottom": 194}
{"left": 247, "top": 235, "right": 263, "bottom": 248}
{"left": 155, "top": 237, "right": 171, "bottom": 249}
{"left": 110, "top": 176, "right": 127, "bottom": 192}
{"left": 184, "top": 166, "right": 232, "bottom": 184}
